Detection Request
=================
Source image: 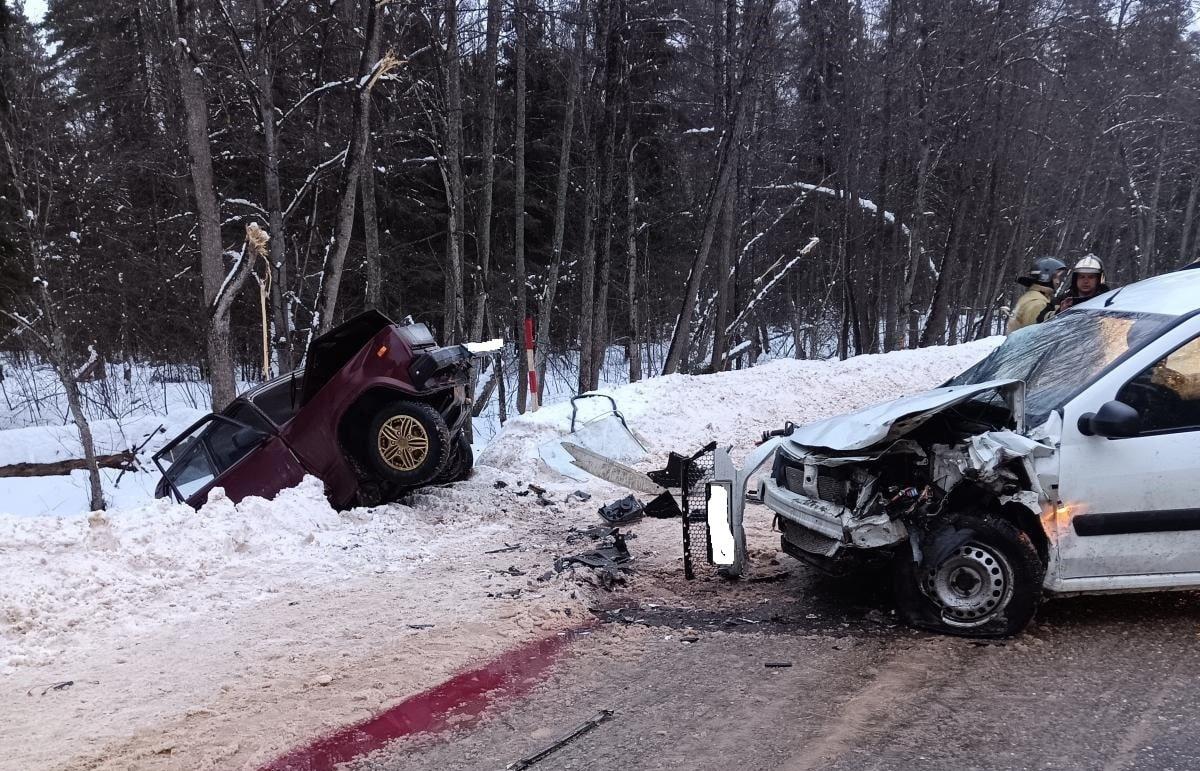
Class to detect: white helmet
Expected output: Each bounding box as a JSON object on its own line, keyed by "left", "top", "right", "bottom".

{"left": 1073, "top": 254, "right": 1103, "bottom": 277}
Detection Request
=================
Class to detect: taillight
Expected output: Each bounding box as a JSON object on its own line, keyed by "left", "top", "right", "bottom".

{"left": 376, "top": 345, "right": 389, "bottom": 358}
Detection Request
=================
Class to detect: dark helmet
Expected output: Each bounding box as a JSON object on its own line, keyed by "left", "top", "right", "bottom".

{"left": 1018, "top": 256, "right": 1067, "bottom": 287}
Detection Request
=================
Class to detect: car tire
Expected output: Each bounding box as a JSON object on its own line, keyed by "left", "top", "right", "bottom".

{"left": 435, "top": 432, "right": 474, "bottom": 484}
{"left": 893, "top": 513, "right": 1044, "bottom": 638}
{"left": 364, "top": 401, "right": 451, "bottom": 487}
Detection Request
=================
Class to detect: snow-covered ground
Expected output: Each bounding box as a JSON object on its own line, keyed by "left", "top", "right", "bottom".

{"left": 0, "top": 339, "right": 999, "bottom": 770}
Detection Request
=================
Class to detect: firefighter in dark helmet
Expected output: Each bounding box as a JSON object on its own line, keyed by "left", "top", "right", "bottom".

{"left": 1008, "top": 257, "right": 1067, "bottom": 333}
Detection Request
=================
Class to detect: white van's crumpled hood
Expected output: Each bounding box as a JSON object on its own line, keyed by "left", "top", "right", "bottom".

{"left": 782, "top": 378, "right": 1024, "bottom": 453}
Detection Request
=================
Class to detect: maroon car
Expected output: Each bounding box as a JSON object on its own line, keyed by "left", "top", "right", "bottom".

{"left": 153, "top": 311, "right": 477, "bottom": 509}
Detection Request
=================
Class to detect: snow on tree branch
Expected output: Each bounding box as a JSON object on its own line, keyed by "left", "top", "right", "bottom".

{"left": 726, "top": 236, "right": 819, "bottom": 336}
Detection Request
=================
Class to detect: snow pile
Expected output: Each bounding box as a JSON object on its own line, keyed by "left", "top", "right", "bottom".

{"left": 481, "top": 338, "right": 1002, "bottom": 472}
{"left": 0, "top": 474, "right": 507, "bottom": 670}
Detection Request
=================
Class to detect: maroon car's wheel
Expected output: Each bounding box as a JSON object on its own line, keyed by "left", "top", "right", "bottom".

{"left": 365, "top": 401, "right": 451, "bottom": 486}
{"left": 435, "top": 432, "right": 474, "bottom": 484}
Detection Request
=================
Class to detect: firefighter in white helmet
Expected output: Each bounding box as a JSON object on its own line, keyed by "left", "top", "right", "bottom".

{"left": 1053, "top": 254, "right": 1109, "bottom": 315}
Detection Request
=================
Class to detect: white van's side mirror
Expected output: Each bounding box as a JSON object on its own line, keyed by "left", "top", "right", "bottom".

{"left": 1078, "top": 400, "right": 1141, "bottom": 438}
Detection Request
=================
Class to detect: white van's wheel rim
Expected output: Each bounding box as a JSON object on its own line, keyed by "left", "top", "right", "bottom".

{"left": 924, "top": 542, "right": 1013, "bottom": 627}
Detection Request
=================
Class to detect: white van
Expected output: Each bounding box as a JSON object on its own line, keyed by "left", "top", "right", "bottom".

{"left": 702, "top": 267, "right": 1200, "bottom": 637}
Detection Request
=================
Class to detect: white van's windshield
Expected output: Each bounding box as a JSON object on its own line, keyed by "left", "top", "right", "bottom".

{"left": 947, "top": 309, "right": 1175, "bottom": 426}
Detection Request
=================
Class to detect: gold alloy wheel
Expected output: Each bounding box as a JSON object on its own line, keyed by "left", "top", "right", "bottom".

{"left": 377, "top": 414, "right": 430, "bottom": 472}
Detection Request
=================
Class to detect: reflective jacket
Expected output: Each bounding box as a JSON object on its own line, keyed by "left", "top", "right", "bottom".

{"left": 1007, "top": 284, "right": 1053, "bottom": 334}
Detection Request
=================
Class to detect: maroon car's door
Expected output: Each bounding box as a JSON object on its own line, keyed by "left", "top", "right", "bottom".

{"left": 188, "top": 433, "right": 311, "bottom": 507}
{"left": 160, "top": 413, "right": 312, "bottom": 508}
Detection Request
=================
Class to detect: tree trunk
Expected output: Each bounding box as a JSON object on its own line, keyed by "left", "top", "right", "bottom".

{"left": 577, "top": 141, "right": 599, "bottom": 393}
{"left": 316, "top": 0, "right": 384, "bottom": 333}
{"left": 250, "top": 0, "right": 293, "bottom": 373}
{"left": 471, "top": 0, "right": 502, "bottom": 341}
{"left": 661, "top": 96, "right": 748, "bottom": 375}
{"left": 624, "top": 124, "right": 641, "bottom": 383}
{"left": 662, "top": 0, "right": 772, "bottom": 375}
{"left": 588, "top": 0, "right": 625, "bottom": 392}
{"left": 1179, "top": 171, "right": 1200, "bottom": 267}
{"left": 362, "top": 135, "right": 381, "bottom": 308}
{"left": 440, "top": 0, "right": 467, "bottom": 343}
{"left": 709, "top": 163, "right": 737, "bottom": 371}
{"left": 535, "top": 0, "right": 587, "bottom": 390}
{"left": 896, "top": 140, "right": 931, "bottom": 351}
{"left": 168, "top": 0, "right": 236, "bottom": 409}
{"left": 0, "top": 452, "right": 136, "bottom": 479}
{"left": 513, "top": 0, "right": 529, "bottom": 412}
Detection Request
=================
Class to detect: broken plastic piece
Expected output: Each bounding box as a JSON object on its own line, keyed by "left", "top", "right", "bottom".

{"left": 598, "top": 495, "right": 645, "bottom": 524}
{"left": 644, "top": 491, "right": 683, "bottom": 519}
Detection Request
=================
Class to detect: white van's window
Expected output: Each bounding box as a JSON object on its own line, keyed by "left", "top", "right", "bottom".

{"left": 948, "top": 309, "right": 1174, "bottom": 426}
{"left": 1117, "top": 335, "right": 1200, "bottom": 433}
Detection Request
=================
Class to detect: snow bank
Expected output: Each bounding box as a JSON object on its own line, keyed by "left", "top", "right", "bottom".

{"left": 481, "top": 338, "right": 1002, "bottom": 472}
{"left": 0, "top": 474, "right": 506, "bottom": 671}
{"left": 0, "top": 410, "right": 206, "bottom": 518}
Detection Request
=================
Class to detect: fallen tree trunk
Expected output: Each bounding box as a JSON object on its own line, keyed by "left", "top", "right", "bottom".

{"left": 0, "top": 452, "right": 137, "bottom": 478}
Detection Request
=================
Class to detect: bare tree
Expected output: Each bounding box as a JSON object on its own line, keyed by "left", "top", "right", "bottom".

{"left": 167, "top": 0, "right": 240, "bottom": 408}
{"left": 534, "top": 0, "right": 588, "bottom": 393}
{"left": 316, "top": 0, "right": 390, "bottom": 333}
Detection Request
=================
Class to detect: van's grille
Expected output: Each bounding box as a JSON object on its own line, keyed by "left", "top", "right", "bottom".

{"left": 816, "top": 473, "right": 847, "bottom": 505}
{"left": 783, "top": 465, "right": 805, "bottom": 493}
{"left": 779, "top": 455, "right": 847, "bottom": 505}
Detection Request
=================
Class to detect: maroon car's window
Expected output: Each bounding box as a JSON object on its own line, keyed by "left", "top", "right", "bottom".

{"left": 170, "top": 442, "right": 217, "bottom": 498}
{"left": 250, "top": 376, "right": 301, "bottom": 426}
{"left": 207, "top": 405, "right": 270, "bottom": 472}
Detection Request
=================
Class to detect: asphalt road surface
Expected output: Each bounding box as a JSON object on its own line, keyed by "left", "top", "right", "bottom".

{"left": 350, "top": 566, "right": 1200, "bottom": 771}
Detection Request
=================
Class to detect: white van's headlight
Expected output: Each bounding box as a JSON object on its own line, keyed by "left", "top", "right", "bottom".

{"left": 706, "top": 481, "right": 735, "bottom": 566}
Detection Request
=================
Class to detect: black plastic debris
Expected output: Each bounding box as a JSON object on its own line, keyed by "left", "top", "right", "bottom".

{"left": 570, "top": 490, "right": 592, "bottom": 502}
{"left": 647, "top": 451, "right": 689, "bottom": 488}
{"left": 555, "top": 529, "right": 634, "bottom": 589}
{"left": 644, "top": 491, "right": 682, "bottom": 519}
{"left": 565, "top": 524, "right": 632, "bottom": 544}
{"left": 556, "top": 531, "right": 631, "bottom": 570}
{"left": 598, "top": 495, "right": 645, "bottom": 524}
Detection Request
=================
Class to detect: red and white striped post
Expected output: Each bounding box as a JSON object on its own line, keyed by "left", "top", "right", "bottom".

{"left": 524, "top": 317, "right": 539, "bottom": 412}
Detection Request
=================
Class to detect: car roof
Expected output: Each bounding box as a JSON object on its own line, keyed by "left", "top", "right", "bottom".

{"left": 1073, "top": 267, "right": 1200, "bottom": 317}
{"left": 240, "top": 370, "right": 300, "bottom": 402}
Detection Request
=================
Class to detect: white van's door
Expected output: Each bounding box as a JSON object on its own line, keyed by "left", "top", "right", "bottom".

{"left": 1056, "top": 317, "right": 1200, "bottom": 583}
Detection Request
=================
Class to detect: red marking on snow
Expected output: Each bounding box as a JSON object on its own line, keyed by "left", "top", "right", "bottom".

{"left": 258, "top": 628, "right": 584, "bottom": 771}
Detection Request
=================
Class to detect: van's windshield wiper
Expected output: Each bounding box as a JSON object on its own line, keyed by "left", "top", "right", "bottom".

{"left": 1104, "top": 287, "right": 1124, "bottom": 307}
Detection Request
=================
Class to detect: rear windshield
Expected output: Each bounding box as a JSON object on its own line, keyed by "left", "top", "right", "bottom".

{"left": 947, "top": 309, "right": 1174, "bottom": 426}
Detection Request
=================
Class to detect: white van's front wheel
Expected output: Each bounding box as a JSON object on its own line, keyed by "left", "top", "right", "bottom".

{"left": 894, "top": 514, "right": 1044, "bottom": 638}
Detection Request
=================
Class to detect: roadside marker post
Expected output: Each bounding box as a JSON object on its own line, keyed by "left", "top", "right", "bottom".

{"left": 524, "top": 317, "right": 539, "bottom": 412}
